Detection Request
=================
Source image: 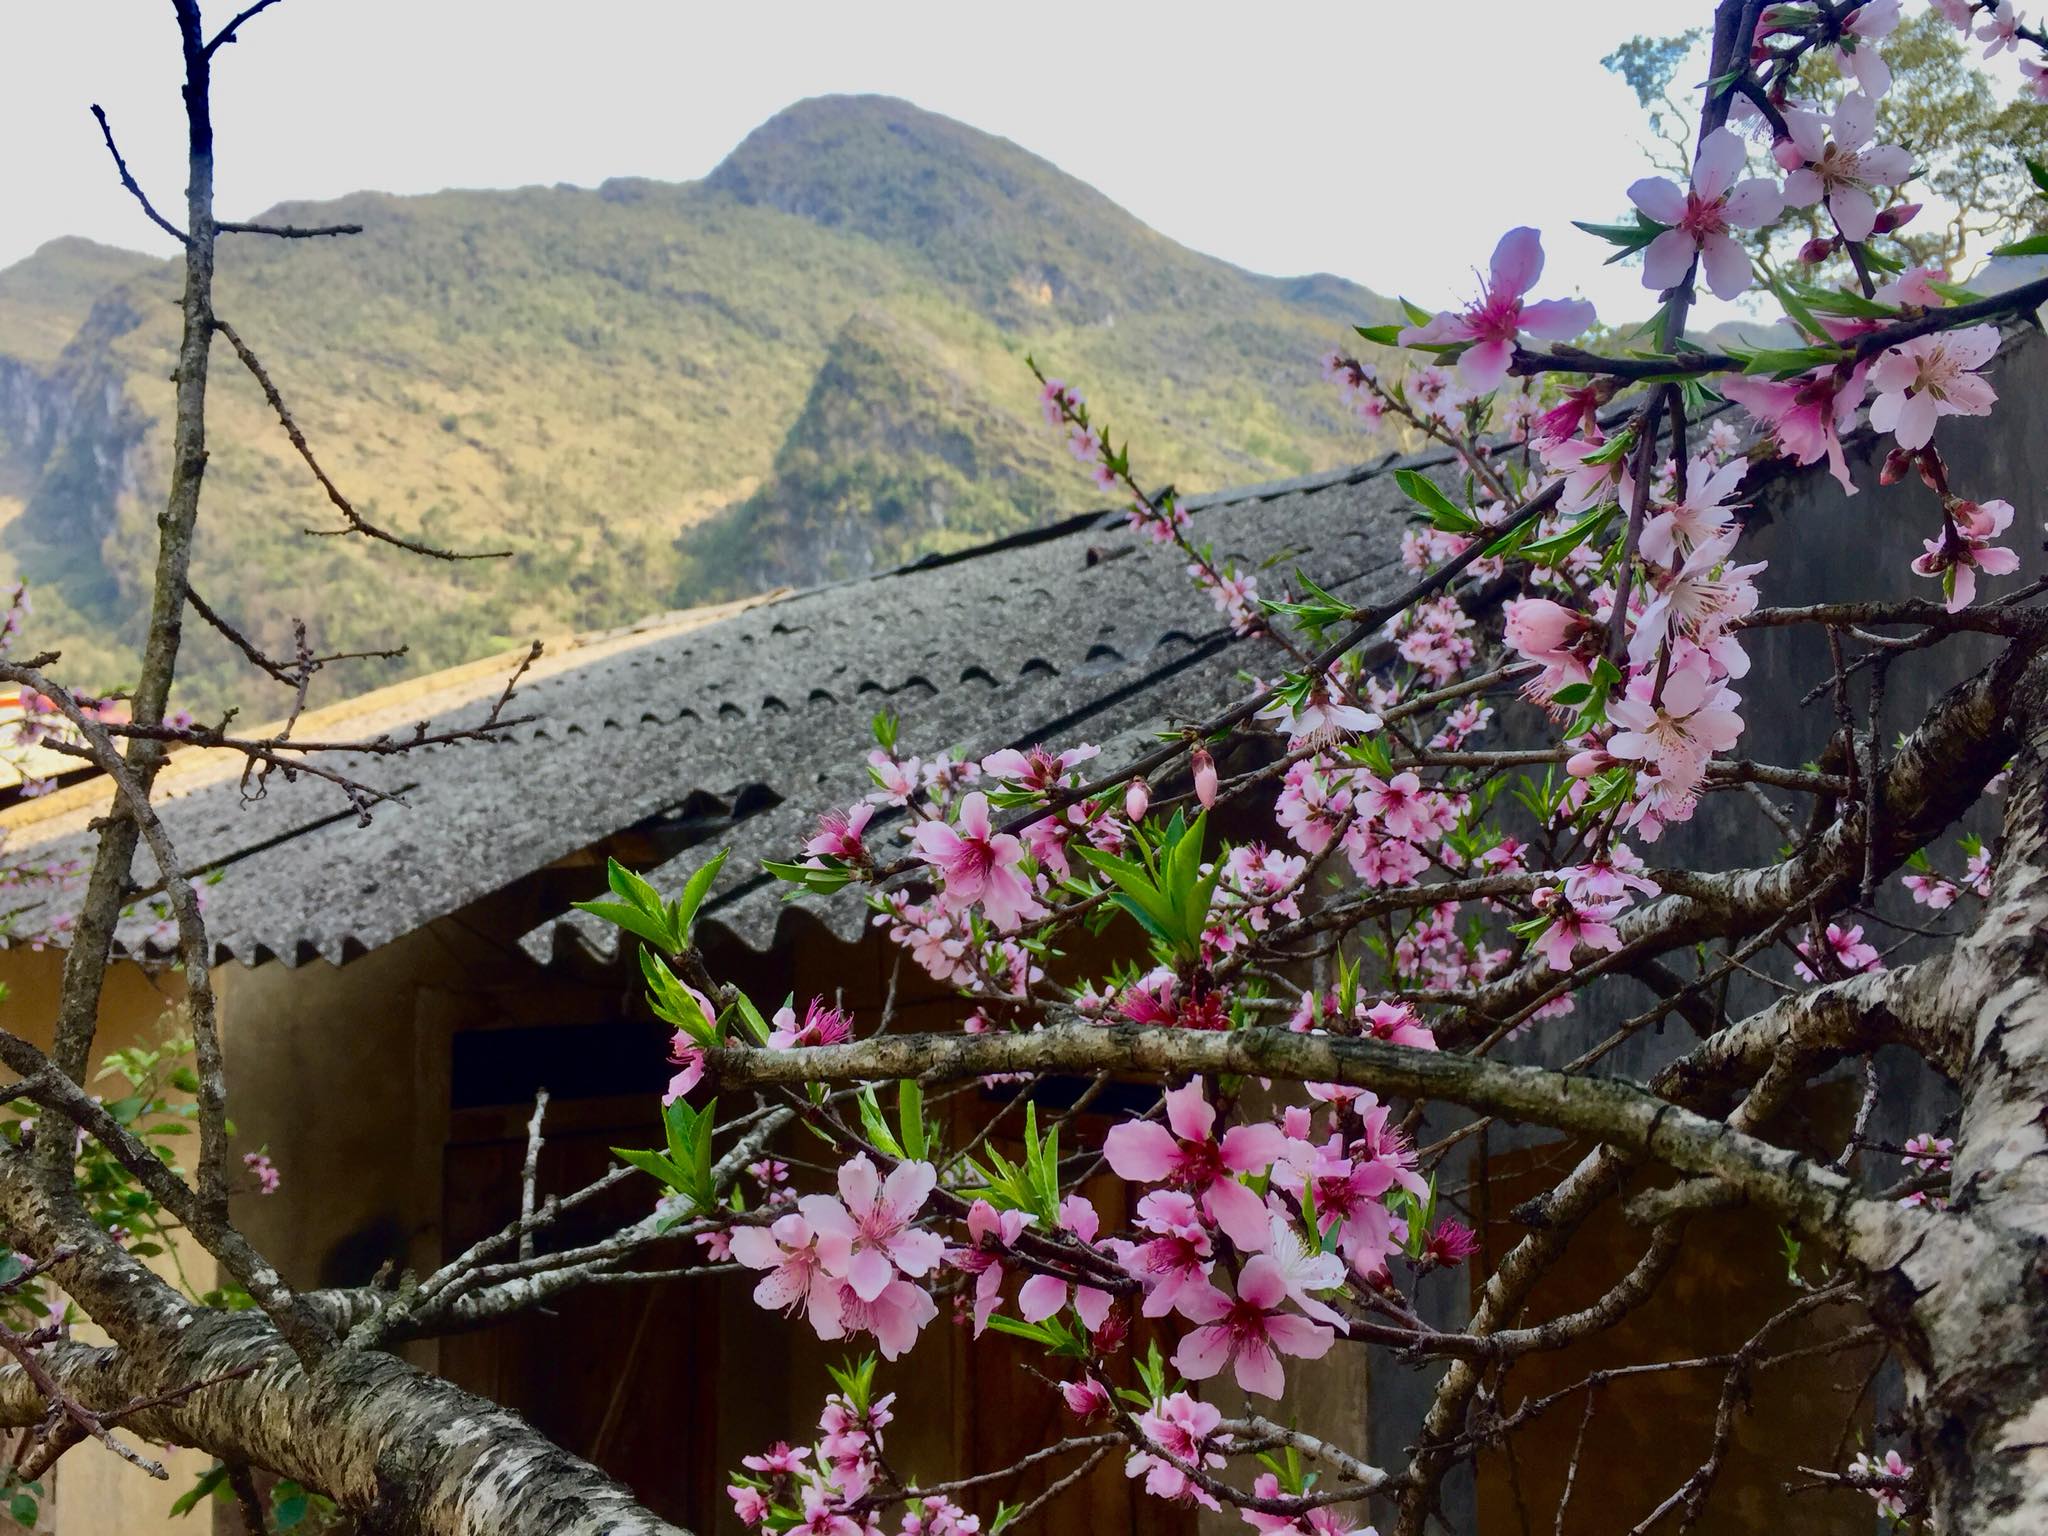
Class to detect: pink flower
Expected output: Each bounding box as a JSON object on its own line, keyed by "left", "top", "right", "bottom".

{"left": 1836, "top": 0, "right": 1900, "bottom": 95}
{"left": 1776, "top": 93, "right": 1914, "bottom": 243}
{"left": 1868, "top": 324, "right": 2000, "bottom": 450}
{"left": 728, "top": 1485, "right": 769, "bottom": 1526}
{"left": 1420, "top": 1219, "right": 1482, "bottom": 1267}
{"left": 981, "top": 742, "right": 1099, "bottom": 795}
{"left": 742, "top": 1442, "right": 810, "bottom": 1476}
{"left": 1903, "top": 872, "right": 1959, "bottom": 909}
{"left": 1606, "top": 666, "right": 1744, "bottom": 800}
{"left": 1720, "top": 366, "right": 1870, "bottom": 494}
{"left": 806, "top": 802, "right": 875, "bottom": 864}
{"left": 1628, "top": 529, "right": 1765, "bottom": 668}
{"left": 1912, "top": 498, "right": 2019, "bottom": 610}
{"left": 1794, "top": 921, "right": 1884, "bottom": 981}
{"left": 1192, "top": 747, "right": 1219, "bottom": 810}
{"left": 910, "top": 791, "right": 1045, "bottom": 932}
{"left": 1850, "top": 1449, "right": 1914, "bottom": 1519}
{"left": 1358, "top": 1000, "right": 1438, "bottom": 1051}
{"left": 1397, "top": 227, "right": 1597, "bottom": 391}
{"left": 1106, "top": 1189, "right": 1216, "bottom": 1318}
{"left": 1127, "top": 1393, "right": 1228, "bottom": 1509}
{"left": 947, "top": 1197, "right": 1032, "bottom": 1335}
{"left": 665, "top": 1041, "right": 705, "bottom": 1106}
{"left": 1104, "top": 1081, "right": 1290, "bottom": 1250}
{"left": 1979, "top": 0, "right": 2021, "bottom": 55}
{"left": 1261, "top": 1213, "right": 1349, "bottom": 1329}
{"left": 1530, "top": 895, "right": 1626, "bottom": 972}
{"left": 1060, "top": 1376, "right": 1111, "bottom": 1419}
{"left": 242, "top": 1150, "right": 280, "bottom": 1196}
{"left": 767, "top": 997, "right": 854, "bottom": 1050}
{"left": 730, "top": 1213, "right": 846, "bottom": 1338}
{"left": 1874, "top": 264, "right": 1949, "bottom": 308}
{"left": 1256, "top": 678, "right": 1380, "bottom": 745}
{"left": 1503, "top": 597, "right": 1603, "bottom": 699}
{"left": 1638, "top": 456, "right": 1748, "bottom": 569}
{"left": 1355, "top": 770, "right": 1428, "bottom": 840}
{"left": 829, "top": 1275, "right": 938, "bottom": 1360}
{"left": 1241, "top": 1473, "right": 1360, "bottom": 1535}
{"left": 867, "top": 750, "right": 923, "bottom": 806}
{"left": 1629, "top": 128, "right": 1784, "bottom": 298}
{"left": 1125, "top": 779, "right": 1150, "bottom": 823}
{"left": 1171, "top": 1254, "right": 1336, "bottom": 1398}
{"left": 801, "top": 1153, "right": 945, "bottom": 1301}
{"left": 794, "top": 1486, "right": 864, "bottom": 1536}
{"left": 1016, "top": 1195, "right": 1114, "bottom": 1331}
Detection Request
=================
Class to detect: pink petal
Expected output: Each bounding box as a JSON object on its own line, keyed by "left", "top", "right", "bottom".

{"left": 1105, "top": 1120, "right": 1180, "bottom": 1182}
{"left": 1627, "top": 176, "right": 1688, "bottom": 225}
{"left": 1236, "top": 1254, "right": 1288, "bottom": 1310}
{"left": 1518, "top": 297, "right": 1596, "bottom": 341}
{"left": 1488, "top": 226, "right": 1545, "bottom": 299}
{"left": 1829, "top": 185, "right": 1878, "bottom": 243}
{"left": 847, "top": 1246, "right": 895, "bottom": 1303}
{"left": 1204, "top": 1178, "right": 1274, "bottom": 1252}
{"left": 1721, "top": 177, "right": 1784, "bottom": 229}
{"left": 1075, "top": 1285, "right": 1113, "bottom": 1332}
{"left": 880, "top": 1159, "right": 936, "bottom": 1222}
{"left": 1264, "top": 1312, "right": 1337, "bottom": 1361}
{"left": 1692, "top": 127, "right": 1748, "bottom": 201}
{"left": 1455, "top": 336, "right": 1514, "bottom": 393}
{"left": 1232, "top": 1338, "right": 1287, "bottom": 1399}
{"left": 1700, "top": 232, "right": 1753, "bottom": 300}
{"left": 1895, "top": 391, "right": 1938, "bottom": 450}
{"left": 1173, "top": 1278, "right": 1233, "bottom": 1325}
{"left": 1171, "top": 1324, "right": 1233, "bottom": 1382}
{"left": 1398, "top": 310, "right": 1473, "bottom": 347}
{"left": 885, "top": 1227, "right": 945, "bottom": 1278}
{"left": 1641, "top": 228, "right": 1699, "bottom": 292}
{"left": 1861, "top": 145, "right": 1914, "bottom": 183}
{"left": 1975, "top": 545, "right": 2021, "bottom": 575}
{"left": 837, "top": 1154, "right": 880, "bottom": 1216}
{"left": 1780, "top": 167, "right": 1823, "bottom": 209}
{"left": 1219, "top": 1122, "right": 1288, "bottom": 1173}
{"left": 956, "top": 792, "right": 992, "bottom": 842}
{"left": 1163, "top": 1081, "right": 1216, "bottom": 1144}
{"left": 1017, "top": 1273, "right": 1069, "bottom": 1322}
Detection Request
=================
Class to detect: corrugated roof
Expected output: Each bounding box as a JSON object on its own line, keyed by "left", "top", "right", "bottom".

{"left": 0, "top": 452, "right": 1451, "bottom": 968}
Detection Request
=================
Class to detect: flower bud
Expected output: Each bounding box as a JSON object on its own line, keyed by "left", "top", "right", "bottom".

{"left": 1881, "top": 448, "right": 1915, "bottom": 485}
{"left": 1796, "top": 236, "right": 1837, "bottom": 265}
{"left": 1873, "top": 201, "right": 1921, "bottom": 234}
{"left": 1125, "top": 779, "right": 1150, "bottom": 823}
{"left": 1191, "top": 747, "right": 1218, "bottom": 810}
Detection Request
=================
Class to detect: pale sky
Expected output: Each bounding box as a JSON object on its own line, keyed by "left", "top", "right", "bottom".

{"left": 3, "top": 0, "right": 1718, "bottom": 324}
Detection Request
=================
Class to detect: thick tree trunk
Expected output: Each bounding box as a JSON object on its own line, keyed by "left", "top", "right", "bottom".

{"left": 1848, "top": 649, "right": 2048, "bottom": 1534}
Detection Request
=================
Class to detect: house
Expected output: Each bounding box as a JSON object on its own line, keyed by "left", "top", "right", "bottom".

{"left": 4, "top": 325, "right": 2044, "bottom": 1533}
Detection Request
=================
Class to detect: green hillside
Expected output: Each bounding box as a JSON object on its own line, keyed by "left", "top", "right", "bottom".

{"left": 0, "top": 94, "right": 1397, "bottom": 709}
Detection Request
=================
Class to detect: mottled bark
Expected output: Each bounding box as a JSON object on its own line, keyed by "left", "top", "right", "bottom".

{"left": 1842, "top": 649, "right": 2048, "bottom": 1535}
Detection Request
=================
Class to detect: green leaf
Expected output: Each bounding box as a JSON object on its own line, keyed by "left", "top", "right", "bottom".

{"left": 2027, "top": 156, "right": 2048, "bottom": 197}
{"left": 1991, "top": 232, "right": 2048, "bottom": 258}
{"left": 762, "top": 858, "right": 856, "bottom": 898}
{"left": 568, "top": 898, "right": 675, "bottom": 955}
{"left": 8, "top": 1493, "right": 35, "bottom": 1528}
{"left": 1743, "top": 345, "right": 1846, "bottom": 377}
{"left": 1572, "top": 213, "right": 1667, "bottom": 261}
{"left": 1399, "top": 296, "right": 1434, "bottom": 327}
{"left": 170, "top": 1465, "right": 230, "bottom": 1519}
{"left": 273, "top": 1493, "right": 309, "bottom": 1531}
{"left": 898, "top": 1079, "right": 928, "bottom": 1161}
{"left": 672, "top": 850, "right": 728, "bottom": 941}
{"left": 1393, "top": 468, "right": 1479, "bottom": 533}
